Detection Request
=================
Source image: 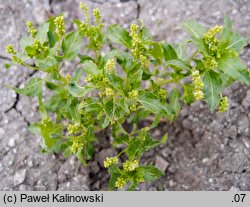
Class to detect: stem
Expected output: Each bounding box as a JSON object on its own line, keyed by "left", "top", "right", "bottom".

{"left": 190, "top": 49, "right": 198, "bottom": 61}
{"left": 22, "top": 63, "right": 42, "bottom": 71}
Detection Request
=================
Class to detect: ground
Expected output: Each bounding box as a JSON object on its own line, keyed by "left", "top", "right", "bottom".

{"left": 0, "top": 0, "right": 249, "bottom": 191}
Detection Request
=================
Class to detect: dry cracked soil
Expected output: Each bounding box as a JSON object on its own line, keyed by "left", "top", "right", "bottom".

{"left": 0, "top": 0, "right": 250, "bottom": 191}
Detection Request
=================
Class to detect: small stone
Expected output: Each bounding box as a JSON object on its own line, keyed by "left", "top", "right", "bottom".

{"left": 13, "top": 169, "right": 26, "bottom": 186}
{"left": 155, "top": 155, "right": 169, "bottom": 172}
{"left": 202, "top": 158, "right": 209, "bottom": 163}
{"left": 8, "top": 138, "right": 15, "bottom": 147}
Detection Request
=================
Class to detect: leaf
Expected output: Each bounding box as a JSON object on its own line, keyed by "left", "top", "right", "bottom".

{"left": 36, "top": 22, "right": 50, "bottom": 43}
{"left": 68, "top": 82, "right": 94, "bottom": 97}
{"left": 165, "top": 59, "right": 190, "bottom": 71}
{"left": 62, "top": 31, "right": 82, "bottom": 60}
{"left": 107, "top": 25, "right": 132, "bottom": 48}
{"left": 82, "top": 60, "right": 100, "bottom": 75}
{"left": 137, "top": 91, "right": 169, "bottom": 114}
{"left": 15, "top": 78, "right": 43, "bottom": 97}
{"left": 217, "top": 55, "right": 250, "bottom": 85}
{"left": 162, "top": 43, "right": 177, "bottom": 61}
{"left": 225, "top": 32, "right": 247, "bottom": 52}
{"left": 148, "top": 42, "right": 164, "bottom": 59}
{"left": 183, "top": 20, "right": 206, "bottom": 39}
{"left": 35, "top": 56, "right": 57, "bottom": 72}
{"left": 139, "top": 27, "right": 152, "bottom": 42}
{"left": 20, "top": 36, "right": 33, "bottom": 52}
{"left": 107, "top": 74, "right": 124, "bottom": 91}
{"left": 224, "top": 14, "right": 232, "bottom": 29}
{"left": 182, "top": 84, "right": 195, "bottom": 104}
{"left": 169, "top": 88, "right": 181, "bottom": 115}
{"left": 203, "top": 70, "right": 222, "bottom": 111}
{"left": 101, "top": 116, "right": 110, "bottom": 129}
{"left": 136, "top": 165, "right": 164, "bottom": 182}
{"left": 190, "top": 36, "right": 209, "bottom": 56}
{"left": 78, "top": 54, "right": 95, "bottom": 63}
{"left": 108, "top": 165, "right": 122, "bottom": 190}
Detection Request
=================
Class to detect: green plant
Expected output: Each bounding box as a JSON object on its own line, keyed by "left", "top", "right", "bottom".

{"left": 5, "top": 3, "right": 250, "bottom": 190}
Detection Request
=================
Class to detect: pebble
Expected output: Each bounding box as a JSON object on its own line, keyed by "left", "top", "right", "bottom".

{"left": 13, "top": 169, "right": 27, "bottom": 186}
{"left": 155, "top": 155, "right": 169, "bottom": 172}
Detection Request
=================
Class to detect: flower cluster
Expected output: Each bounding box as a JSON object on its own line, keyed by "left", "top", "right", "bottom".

{"left": 157, "top": 88, "right": 167, "bottom": 100}
{"left": 130, "top": 24, "right": 143, "bottom": 59}
{"left": 129, "top": 104, "right": 137, "bottom": 112}
{"left": 140, "top": 55, "right": 150, "bottom": 68}
{"left": 79, "top": 2, "right": 103, "bottom": 50}
{"left": 191, "top": 70, "right": 204, "bottom": 100}
{"left": 103, "top": 156, "right": 119, "bottom": 168}
{"left": 67, "top": 123, "right": 82, "bottom": 134}
{"left": 105, "top": 59, "right": 116, "bottom": 72}
{"left": 54, "top": 16, "right": 65, "bottom": 37}
{"left": 203, "top": 25, "right": 223, "bottom": 57}
{"left": 115, "top": 177, "right": 127, "bottom": 189}
{"left": 26, "top": 21, "right": 37, "bottom": 38}
{"left": 128, "top": 90, "right": 138, "bottom": 99}
{"left": 203, "top": 57, "right": 217, "bottom": 70}
{"left": 32, "top": 39, "right": 48, "bottom": 58}
{"left": 105, "top": 88, "right": 114, "bottom": 96}
{"left": 122, "top": 160, "right": 139, "bottom": 172}
{"left": 218, "top": 96, "right": 229, "bottom": 112}
{"left": 6, "top": 45, "right": 23, "bottom": 64}
{"left": 71, "top": 139, "right": 84, "bottom": 154}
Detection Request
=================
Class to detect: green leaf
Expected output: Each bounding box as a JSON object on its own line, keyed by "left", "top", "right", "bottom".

{"left": 224, "top": 14, "right": 232, "bottom": 29}
{"left": 20, "top": 36, "right": 33, "bottom": 52}
{"left": 139, "top": 27, "right": 152, "bottom": 42}
{"left": 15, "top": 78, "right": 43, "bottom": 97}
{"left": 190, "top": 37, "right": 209, "bottom": 56}
{"left": 35, "top": 56, "right": 57, "bottom": 72}
{"left": 148, "top": 42, "right": 164, "bottom": 59}
{"left": 107, "top": 25, "right": 132, "bottom": 48}
{"left": 36, "top": 22, "right": 49, "bottom": 43}
{"left": 101, "top": 116, "right": 110, "bottom": 129}
{"left": 169, "top": 88, "right": 180, "bottom": 115}
{"left": 108, "top": 165, "right": 122, "bottom": 190}
{"left": 137, "top": 91, "right": 169, "bottom": 114}
{"left": 62, "top": 31, "right": 82, "bottom": 60}
{"left": 182, "top": 84, "right": 195, "bottom": 104}
{"left": 107, "top": 74, "right": 124, "bottom": 91}
{"left": 203, "top": 70, "right": 222, "bottom": 111}
{"left": 217, "top": 55, "right": 250, "bottom": 85}
{"left": 68, "top": 82, "right": 94, "bottom": 97}
{"left": 82, "top": 60, "right": 100, "bottom": 75}
{"left": 225, "top": 32, "right": 247, "bottom": 52}
{"left": 136, "top": 165, "right": 164, "bottom": 182}
{"left": 183, "top": 20, "right": 206, "bottom": 39}
{"left": 162, "top": 43, "right": 177, "bottom": 61}
{"left": 45, "top": 94, "right": 62, "bottom": 112}
{"left": 165, "top": 59, "right": 190, "bottom": 71}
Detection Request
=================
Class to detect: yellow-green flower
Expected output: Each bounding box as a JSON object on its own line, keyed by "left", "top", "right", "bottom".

{"left": 115, "top": 177, "right": 126, "bottom": 189}
{"left": 218, "top": 96, "right": 229, "bottom": 112}
{"left": 6, "top": 44, "right": 16, "bottom": 55}
{"left": 157, "top": 88, "right": 167, "bottom": 100}
{"left": 80, "top": 2, "right": 90, "bottom": 24}
{"left": 122, "top": 160, "right": 139, "bottom": 172}
{"left": 105, "top": 59, "right": 116, "bottom": 72}
{"left": 54, "top": 16, "right": 65, "bottom": 37}
{"left": 103, "top": 156, "right": 119, "bottom": 168}
{"left": 26, "top": 21, "right": 37, "bottom": 38}
{"left": 129, "top": 104, "right": 137, "bottom": 112}
{"left": 203, "top": 25, "right": 223, "bottom": 45}
{"left": 203, "top": 57, "right": 217, "bottom": 70}
{"left": 128, "top": 90, "right": 138, "bottom": 99}
{"left": 67, "top": 123, "right": 81, "bottom": 134}
{"left": 71, "top": 139, "right": 84, "bottom": 154}
{"left": 140, "top": 55, "right": 150, "bottom": 68}
{"left": 93, "top": 8, "right": 103, "bottom": 28}
{"left": 191, "top": 70, "right": 204, "bottom": 100}
{"left": 105, "top": 88, "right": 114, "bottom": 96}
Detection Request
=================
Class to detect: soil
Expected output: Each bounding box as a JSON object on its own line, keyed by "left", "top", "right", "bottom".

{"left": 0, "top": 0, "right": 249, "bottom": 190}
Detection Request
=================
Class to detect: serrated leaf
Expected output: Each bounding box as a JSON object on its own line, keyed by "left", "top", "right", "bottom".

{"left": 68, "top": 82, "right": 93, "bottom": 97}
{"left": 15, "top": 78, "right": 43, "bottom": 97}
{"left": 183, "top": 20, "right": 206, "bottom": 39}
{"left": 82, "top": 60, "right": 100, "bottom": 75}
{"left": 62, "top": 31, "right": 82, "bottom": 60}
{"left": 136, "top": 165, "right": 164, "bottom": 182}
{"left": 203, "top": 70, "right": 222, "bottom": 111}
{"left": 162, "top": 43, "right": 177, "bottom": 61}
{"left": 107, "top": 25, "right": 132, "bottom": 48}
{"left": 217, "top": 55, "right": 250, "bottom": 85}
